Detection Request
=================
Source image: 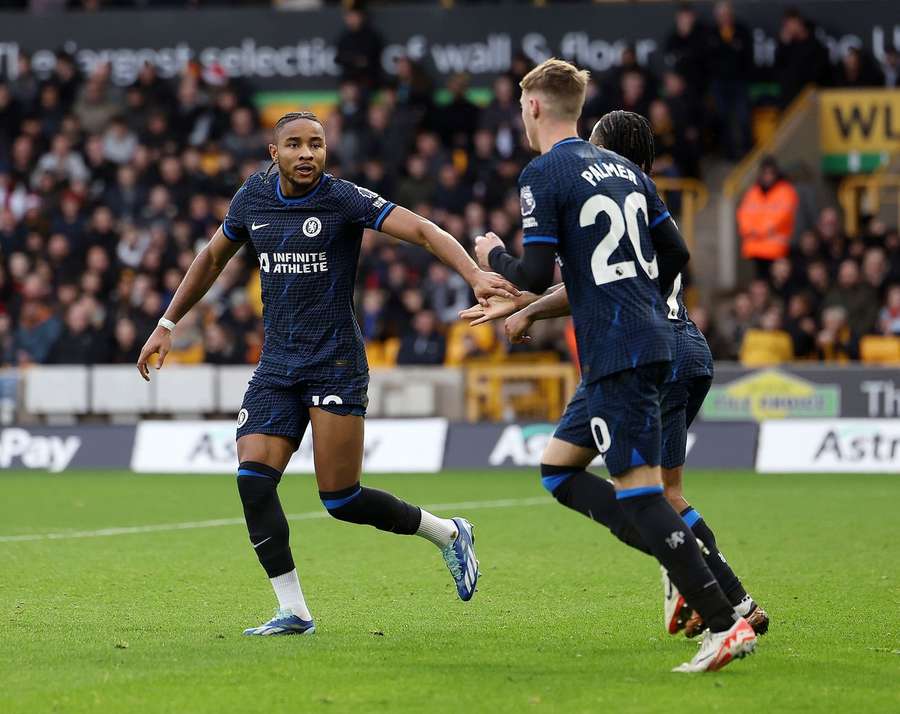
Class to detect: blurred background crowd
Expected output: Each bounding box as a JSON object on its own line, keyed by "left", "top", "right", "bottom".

{"left": 0, "top": 1, "right": 898, "bottom": 370}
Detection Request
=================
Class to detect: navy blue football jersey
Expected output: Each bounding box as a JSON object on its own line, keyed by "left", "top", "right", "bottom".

{"left": 222, "top": 171, "right": 396, "bottom": 378}
{"left": 520, "top": 138, "right": 673, "bottom": 381}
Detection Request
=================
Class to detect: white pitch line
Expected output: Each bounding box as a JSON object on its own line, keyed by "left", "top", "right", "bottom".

{"left": 0, "top": 496, "right": 552, "bottom": 543}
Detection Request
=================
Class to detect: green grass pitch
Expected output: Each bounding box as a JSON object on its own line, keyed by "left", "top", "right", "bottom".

{"left": 1, "top": 469, "right": 898, "bottom": 713}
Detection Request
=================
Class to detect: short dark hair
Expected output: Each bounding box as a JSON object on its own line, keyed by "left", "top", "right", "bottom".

{"left": 590, "top": 110, "right": 655, "bottom": 173}
{"left": 272, "top": 111, "right": 323, "bottom": 141}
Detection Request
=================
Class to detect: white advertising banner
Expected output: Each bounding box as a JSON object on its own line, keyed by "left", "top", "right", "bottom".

{"left": 757, "top": 419, "right": 900, "bottom": 473}
{"left": 131, "top": 419, "right": 448, "bottom": 474}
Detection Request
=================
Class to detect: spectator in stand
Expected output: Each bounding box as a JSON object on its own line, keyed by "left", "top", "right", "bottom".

{"left": 784, "top": 292, "right": 818, "bottom": 358}
{"left": 335, "top": 5, "right": 383, "bottom": 92}
{"left": 32, "top": 134, "right": 89, "bottom": 188}
{"left": 48, "top": 300, "right": 108, "bottom": 364}
{"left": 817, "top": 305, "right": 853, "bottom": 361}
{"left": 737, "top": 156, "right": 800, "bottom": 279}
{"left": 774, "top": 9, "right": 830, "bottom": 106}
{"left": 707, "top": 0, "right": 753, "bottom": 158}
{"left": 862, "top": 247, "right": 889, "bottom": 300}
{"left": 823, "top": 259, "right": 879, "bottom": 340}
{"left": 435, "top": 73, "right": 480, "bottom": 151}
{"left": 423, "top": 263, "right": 470, "bottom": 325}
{"left": 836, "top": 47, "right": 886, "bottom": 88}
{"left": 397, "top": 310, "right": 446, "bottom": 366}
{"left": 110, "top": 316, "right": 141, "bottom": 364}
{"left": 14, "top": 276, "right": 62, "bottom": 365}
{"left": 664, "top": 3, "right": 708, "bottom": 92}
{"left": 878, "top": 285, "right": 900, "bottom": 335}
{"left": 479, "top": 75, "right": 521, "bottom": 158}
{"left": 882, "top": 48, "right": 900, "bottom": 88}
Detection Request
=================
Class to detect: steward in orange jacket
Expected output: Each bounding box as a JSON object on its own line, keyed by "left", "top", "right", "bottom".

{"left": 737, "top": 157, "right": 799, "bottom": 264}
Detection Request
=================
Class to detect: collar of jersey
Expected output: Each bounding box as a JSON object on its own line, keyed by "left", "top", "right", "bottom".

{"left": 275, "top": 173, "right": 329, "bottom": 205}
{"left": 551, "top": 137, "right": 583, "bottom": 150}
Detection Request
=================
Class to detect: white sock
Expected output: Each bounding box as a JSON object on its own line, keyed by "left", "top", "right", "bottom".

{"left": 270, "top": 569, "right": 312, "bottom": 620}
{"left": 416, "top": 510, "right": 458, "bottom": 548}
{"left": 734, "top": 594, "right": 755, "bottom": 618}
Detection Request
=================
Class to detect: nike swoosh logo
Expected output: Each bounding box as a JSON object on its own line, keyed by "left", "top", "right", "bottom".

{"left": 252, "top": 537, "right": 272, "bottom": 549}
{"left": 251, "top": 222, "right": 270, "bottom": 230}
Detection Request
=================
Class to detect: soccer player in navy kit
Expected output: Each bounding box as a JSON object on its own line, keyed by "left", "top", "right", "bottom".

{"left": 137, "top": 112, "right": 518, "bottom": 636}
{"left": 468, "top": 111, "right": 768, "bottom": 641}
{"left": 474, "top": 60, "right": 758, "bottom": 672}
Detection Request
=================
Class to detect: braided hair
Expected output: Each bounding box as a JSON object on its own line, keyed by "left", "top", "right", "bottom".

{"left": 265, "top": 111, "right": 324, "bottom": 177}
{"left": 589, "top": 110, "right": 655, "bottom": 174}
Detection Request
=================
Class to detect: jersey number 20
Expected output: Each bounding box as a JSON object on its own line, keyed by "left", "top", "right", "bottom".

{"left": 580, "top": 192, "right": 658, "bottom": 286}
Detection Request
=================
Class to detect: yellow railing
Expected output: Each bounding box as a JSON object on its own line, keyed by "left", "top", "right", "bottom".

{"left": 465, "top": 363, "right": 579, "bottom": 422}
{"left": 653, "top": 177, "right": 708, "bottom": 252}
{"left": 837, "top": 172, "right": 900, "bottom": 237}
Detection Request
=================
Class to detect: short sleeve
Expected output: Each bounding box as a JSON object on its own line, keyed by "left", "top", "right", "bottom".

{"left": 644, "top": 176, "right": 672, "bottom": 230}
{"left": 347, "top": 183, "right": 396, "bottom": 231}
{"left": 222, "top": 182, "right": 250, "bottom": 242}
{"left": 519, "top": 162, "right": 559, "bottom": 247}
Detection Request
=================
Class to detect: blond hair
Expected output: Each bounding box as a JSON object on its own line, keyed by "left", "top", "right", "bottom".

{"left": 519, "top": 58, "right": 590, "bottom": 120}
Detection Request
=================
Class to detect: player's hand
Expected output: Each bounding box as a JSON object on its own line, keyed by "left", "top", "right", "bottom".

{"left": 459, "top": 292, "right": 537, "bottom": 326}
{"left": 505, "top": 310, "right": 534, "bottom": 344}
{"left": 471, "top": 270, "right": 520, "bottom": 306}
{"left": 136, "top": 326, "right": 172, "bottom": 381}
{"left": 474, "top": 232, "right": 505, "bottom": 270}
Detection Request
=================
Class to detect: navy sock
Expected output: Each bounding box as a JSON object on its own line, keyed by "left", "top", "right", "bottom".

{"left": 617, "top": 487, "right": 735, "bottom": 632}
{"left": 681, "top": 507, "right": 748, "bottom": 606}
{"left": 237, "top": 461, "right": 295, "bottom": 578}
{"left": 320, "top": 483, "right": 422, "bottom": 535}
{"left": 541, "top": 465, "right": 652, "bottom": 556}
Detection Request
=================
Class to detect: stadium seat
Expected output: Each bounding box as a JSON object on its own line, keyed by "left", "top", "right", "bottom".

{"left": 23, "top": 365, "right": 89, "bottom": 415}
{"left": 217, "top": 365, "right": 256, "bottom": 412}
{"left": 739, "top": 329, "right": 794, "bottom": 367}
{"left": 166, "top": 342, "right": 205, "bottom": 365}
{"left": 859, "top": 335, "right": 900, "bottom": 364}
{"left": 91, "top": 365, "right": 152, "bottom": 414}
{"left": 383, "top": 338, "right": 401, "bottom": 366}
{"left": 153, "top": 365, "right": 217, "bottom": 413}
{"left": 366, "top": 340, "right": 386, "bottom": 368}
{"left": 445, "top": 320, "right": 496, "bottom": 365}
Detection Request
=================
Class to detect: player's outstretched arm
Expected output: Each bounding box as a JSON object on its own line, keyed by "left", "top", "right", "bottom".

{"left": 504, "top": 285, "right": 572, "bottom": 344}
{"left": 136, "top": 226, "right": 243, "bottom": 381}
{"left": 380, "top": 206, "right": 519, "bottom": 305}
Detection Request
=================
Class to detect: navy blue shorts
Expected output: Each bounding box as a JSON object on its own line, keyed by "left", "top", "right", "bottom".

{"left": 554, "top": 362, "right": 668, "bottom": 477}
{"left": 659, "top": 374, "right": 712, "bottom": 469}
{"left": 236, "top": 368, "right": 368, "bottom": 447}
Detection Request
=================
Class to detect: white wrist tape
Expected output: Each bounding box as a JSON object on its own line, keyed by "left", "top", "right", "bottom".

{"left": 158, "top": 317, "right": 177, "bottom": 332}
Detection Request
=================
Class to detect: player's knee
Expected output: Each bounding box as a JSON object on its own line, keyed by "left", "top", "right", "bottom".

{"left": 540, "top": 463, "right": 577, "bottom": 497}
{"left": 320, "top": 483, "right": 364, "bottom": 523}
{"left": 237, "top": 461, "right": 281, "bottom": 503}
{"left": 237, "top": 462, "right": 290, "bottom": 554}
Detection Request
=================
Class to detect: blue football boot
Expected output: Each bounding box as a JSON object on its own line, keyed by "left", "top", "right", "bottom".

{"left": 440, "top": 517, "right": 479, "bottom": 601}
{"left": 242, "top": 608, "right": 316, "bottom": 636}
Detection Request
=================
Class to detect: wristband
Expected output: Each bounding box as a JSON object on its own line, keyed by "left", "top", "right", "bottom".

{"left": 158, "top": 317, "right": 177, "bottom": 332}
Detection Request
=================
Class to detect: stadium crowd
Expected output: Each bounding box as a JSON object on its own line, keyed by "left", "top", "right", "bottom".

{"left": 0, "top": 3, "right": 897, "bottom": 368}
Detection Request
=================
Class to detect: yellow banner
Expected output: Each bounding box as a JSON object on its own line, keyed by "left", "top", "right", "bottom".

{"left": 820, "top": 89, "right": 900, "bottom": 154}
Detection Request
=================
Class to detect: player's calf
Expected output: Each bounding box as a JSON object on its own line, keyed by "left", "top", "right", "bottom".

{"left": 238, "top": 461, "right": 294, "bottom": 577}
{"left": 237, "top": 461, "right": 313, "bottom": 624}
{"left": 319, "top": 482, "right": 479, "bottom": 600}
{"left": 615, "top": 475, "right": 737, "bottom": 636}
{"left": 540, "top": 464, "right": 651, "bottom": 555}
